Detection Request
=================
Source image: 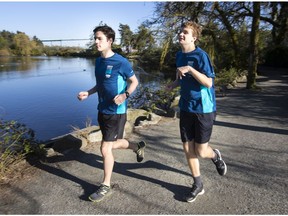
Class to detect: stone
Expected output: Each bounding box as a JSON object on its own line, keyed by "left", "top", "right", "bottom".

{"left": 47, "top": 109, "right": 163, "bottom": 151}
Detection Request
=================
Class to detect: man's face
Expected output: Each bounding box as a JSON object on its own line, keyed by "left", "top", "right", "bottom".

{"left": 178, "top": 27, "right": 196, "bottom": 45}
{"left": 94, "top": 31, "right": 112, "bottom": 52}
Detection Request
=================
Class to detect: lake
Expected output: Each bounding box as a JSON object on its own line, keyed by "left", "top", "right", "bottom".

{"left": 0, "top": 56, "right": 162, "bottom": 141}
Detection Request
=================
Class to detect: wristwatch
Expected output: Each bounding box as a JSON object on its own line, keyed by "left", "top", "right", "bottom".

{"left": 125, "top": 91, "right": 130, "bottom": 98}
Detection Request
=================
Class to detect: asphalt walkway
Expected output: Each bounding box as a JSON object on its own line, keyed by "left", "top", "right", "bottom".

{"left": 0, "top": 66, "right": 287, "bottom": 214}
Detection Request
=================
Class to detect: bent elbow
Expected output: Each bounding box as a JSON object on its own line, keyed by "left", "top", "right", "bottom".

{"left": 207, "top": 83, "right": 213, "bottom": 88}
{"left": 206, "top": 78, "right": 213, "bottom": 88}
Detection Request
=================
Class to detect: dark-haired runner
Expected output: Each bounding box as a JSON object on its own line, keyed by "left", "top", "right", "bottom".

{"left": 78, "top": 25, "right": 146, "bottom": 202}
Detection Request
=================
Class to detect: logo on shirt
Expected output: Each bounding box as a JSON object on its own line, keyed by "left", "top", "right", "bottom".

{"left": 105, "top": 65, "right": 113, "bottom": 78}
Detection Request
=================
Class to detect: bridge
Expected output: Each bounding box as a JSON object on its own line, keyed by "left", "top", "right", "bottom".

{"left": 41, "top": 38, "right": 91, "bottom": 47}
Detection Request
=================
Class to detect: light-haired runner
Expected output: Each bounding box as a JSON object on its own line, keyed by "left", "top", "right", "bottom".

{"left": 167, "top": 21, "right": 227, "bottom": 202}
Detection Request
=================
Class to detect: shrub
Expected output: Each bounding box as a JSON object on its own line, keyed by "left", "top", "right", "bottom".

{"left": 0, "top": 119, "right": 45, "bottom": 180}
{"left": 129, "top": 80, "right": 179, "bottom": 115}
{"left": 215, "top": 67, "right": 242, "bottom": 86}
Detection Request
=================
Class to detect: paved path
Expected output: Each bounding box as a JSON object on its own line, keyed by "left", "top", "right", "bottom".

{"left": 1, "top": 67, "right": 287, "bottom": 214}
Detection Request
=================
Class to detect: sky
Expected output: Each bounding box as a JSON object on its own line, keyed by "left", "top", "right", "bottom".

{"left": 0, "top": 1, "right": 156, "bottom": 47}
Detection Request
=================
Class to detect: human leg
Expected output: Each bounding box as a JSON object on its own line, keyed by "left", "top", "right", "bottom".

{"left": 183, "top": 140, "right": 201, "bottom": 178}
{"left": 101, "top": 141, "right": 114, "bottom": 186}
{"left": 182, "top": 140, "right": 205, "bottom": 202}
{"left": 180, "top": 112, "right": 205, "bottom": 202}
{"left": 88, "top": 140, "right": 114, "bottom": 203}
{"left": 112, "top": 138, "right": 134, "bottom": 150}
{"left": 195, "top": 142, "right": 215, "bottom": 159}
{"left": 111, "top": 113, "right": 146, "bottom": 162}
{"left": 89, "top": 113, "right": 117, "bottom": 202}
{"left": 111, "top": 138, "right": 146, "bottom": 162}
{"left": 194, "top": 112, "right": 227, "bottom": 176}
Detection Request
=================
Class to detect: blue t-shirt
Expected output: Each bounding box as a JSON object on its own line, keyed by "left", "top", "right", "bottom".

{"left": 176, "top": 47, "right": 216, "bottom": 113}
{"left": 95, "top": 53, "right": 134, "bottom": 114}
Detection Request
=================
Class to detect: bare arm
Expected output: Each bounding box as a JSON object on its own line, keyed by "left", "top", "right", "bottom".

{"left": 177, "top": 66, "right": 212, "bottom": 88}
{"left": 77, "top": 85, "right": 98, "bottom": 101}
{"left": 113, "top": 74, "right": 139, "bottom": 105}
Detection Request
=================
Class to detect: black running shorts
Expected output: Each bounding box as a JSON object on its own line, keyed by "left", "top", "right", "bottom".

{"left": 180, "top": 111, "right": 216, "bottom": 144}
{"left": 98, "top": 112, "right": 127, "bottom": 142}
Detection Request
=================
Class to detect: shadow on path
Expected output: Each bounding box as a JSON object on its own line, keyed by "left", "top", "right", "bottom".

{"left": 215, "top": 120, "right": 288, "bottom": 135}
{"left": 28, "top": 146, "right": 191, "bottom": 203}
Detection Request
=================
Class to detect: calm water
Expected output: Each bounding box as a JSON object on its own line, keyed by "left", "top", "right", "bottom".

{"left": 0, "top": 56, "right": 161, "bottom": 141}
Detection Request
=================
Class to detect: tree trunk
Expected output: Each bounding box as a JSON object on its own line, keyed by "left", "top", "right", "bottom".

{"left": 271, "top": 2, "right": 288, "bottom": 46}
{"left": 214, "top": 2, "right": 240, "bottom": 68}
{"left": 159, "top": 36, "right": 172, "bottom": 71}
{"left": 247, "top": 2, "right": 260, "bottom": 89}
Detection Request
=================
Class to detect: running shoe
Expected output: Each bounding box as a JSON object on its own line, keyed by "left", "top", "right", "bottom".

{"left": 212, "top": 149, "right": 227, "bottom": 176}
{"left": 89, "top": 184, "right": 112, "bottom": 202}
{"left": 186, "top": 184, "right": 205, "bottom": 203}
{"left": 135, "top": 141, "right": 146, "bottom": 162}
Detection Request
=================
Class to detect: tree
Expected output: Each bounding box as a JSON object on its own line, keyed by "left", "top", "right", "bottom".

{"left": 134, "top": 25, "right": 155, "bottom": 52}
{"left": 32, "top": 36, "right": 43, "bottom": 47}
{"left": 0, "top": 30, "right": 15, "bottom": 50}
{"left": 147, "top": 2, "right": 209, "bottom": 70}
{"left": 13, "top": 31, "right": 32, "bottom": 56}
{"left": 247, "top": 2, "right": 261, "bottom": 89}
{"left": 0, "top": 36, "right": 8, "bottom": 49}
{"left": 213, "top": 2, "right": 242, "bottom": 68}
{"left": 119, "top": 24, "right": 133, "bottom": 53}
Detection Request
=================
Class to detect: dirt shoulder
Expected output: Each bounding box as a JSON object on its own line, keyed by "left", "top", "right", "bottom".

{"left": 1, "top": 66, "right": 287, "bottom": 214}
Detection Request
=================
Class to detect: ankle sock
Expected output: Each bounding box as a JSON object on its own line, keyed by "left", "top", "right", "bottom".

{"left": 193, "top": 176, "right": 202, "bottom": 187}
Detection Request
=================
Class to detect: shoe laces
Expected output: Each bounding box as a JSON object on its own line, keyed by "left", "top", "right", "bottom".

{"left": 97, "top": 184, "right": 110, "bottom": 195}
{"left": 215, "top": 159, "right": 225, "bottom": 168}
{"left": 136, "top": 148, "right": 142, "bottom": 155}
{"left": 191, "top": 184, "right": 201, "bottom": 192}
{"left": 191, "top": 184, "right": 198, "bottom": 192}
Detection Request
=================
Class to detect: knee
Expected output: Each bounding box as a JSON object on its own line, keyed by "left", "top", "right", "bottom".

{"left": 100, "top": 142, "right": 112, "bottom": 157}
{"left": 196, "top": 147, "right": 208, "bottom": 158}
{"left": 183, "top": 142, "right": 197, "bottom": 157}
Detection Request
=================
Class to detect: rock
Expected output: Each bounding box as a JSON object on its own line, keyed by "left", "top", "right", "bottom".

{"left": 168, "top": 96, "right": 180, "bottom": 118}
{"left": 50, "top": 134, "right": 84, "bottom": 152}
{"left": 87, "top": 128, "right": 102, "bottom": 143}
{"left": 236, "top": 75, "right": 247, "bottom": 83}
{"left": 226, "top": 83, "right": 234, "bottom": 90}
{"left": 124, "top": 121, "right": 133, "bottom": 138}
{"left": 45, "top": 148, "right": 56, "bottom": 157}
{"left": 47, "top": 109, "right": 163, "bottom": 151}
{"left": 170, "top": 95, "right": 180, "bottom": 110}
{"left": 138, "top": 113, "right": 162, "bottom": 127}
{"left": 127, "top": 108, "right": 150, "bottom": 125}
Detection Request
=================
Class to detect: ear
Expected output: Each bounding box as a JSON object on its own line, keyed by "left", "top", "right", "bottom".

{"left": 192, "top": 36, "right": 197, "bottom": 42}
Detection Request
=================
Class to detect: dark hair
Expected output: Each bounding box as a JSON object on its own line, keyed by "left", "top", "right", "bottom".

{"left": 93, "top": 25, "right": 115, "bottom": 43}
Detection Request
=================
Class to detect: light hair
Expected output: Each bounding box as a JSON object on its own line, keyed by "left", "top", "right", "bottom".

{"left": 181, "top": 21, "right": 202, "bottom": 40}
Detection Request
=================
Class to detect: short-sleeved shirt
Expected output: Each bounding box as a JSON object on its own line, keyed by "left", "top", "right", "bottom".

{"left": 176, "top": 46, "right": 216, "bottom": 113}
{"left": 95, "top": 53, "right": 134, "bottom": 114}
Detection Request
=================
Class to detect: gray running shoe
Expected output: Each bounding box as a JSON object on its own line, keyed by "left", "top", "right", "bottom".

{"left": 186, "top": 184, "right": 205, "bottom": 203}
{"left": 89, "top": 184, "right": 112, "bottom": 202}
{"left": 135, "top": 141, "right": 146, "bottom": 162}
{"left": 212, "top": 149, "right": 227, "bottom": 176}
